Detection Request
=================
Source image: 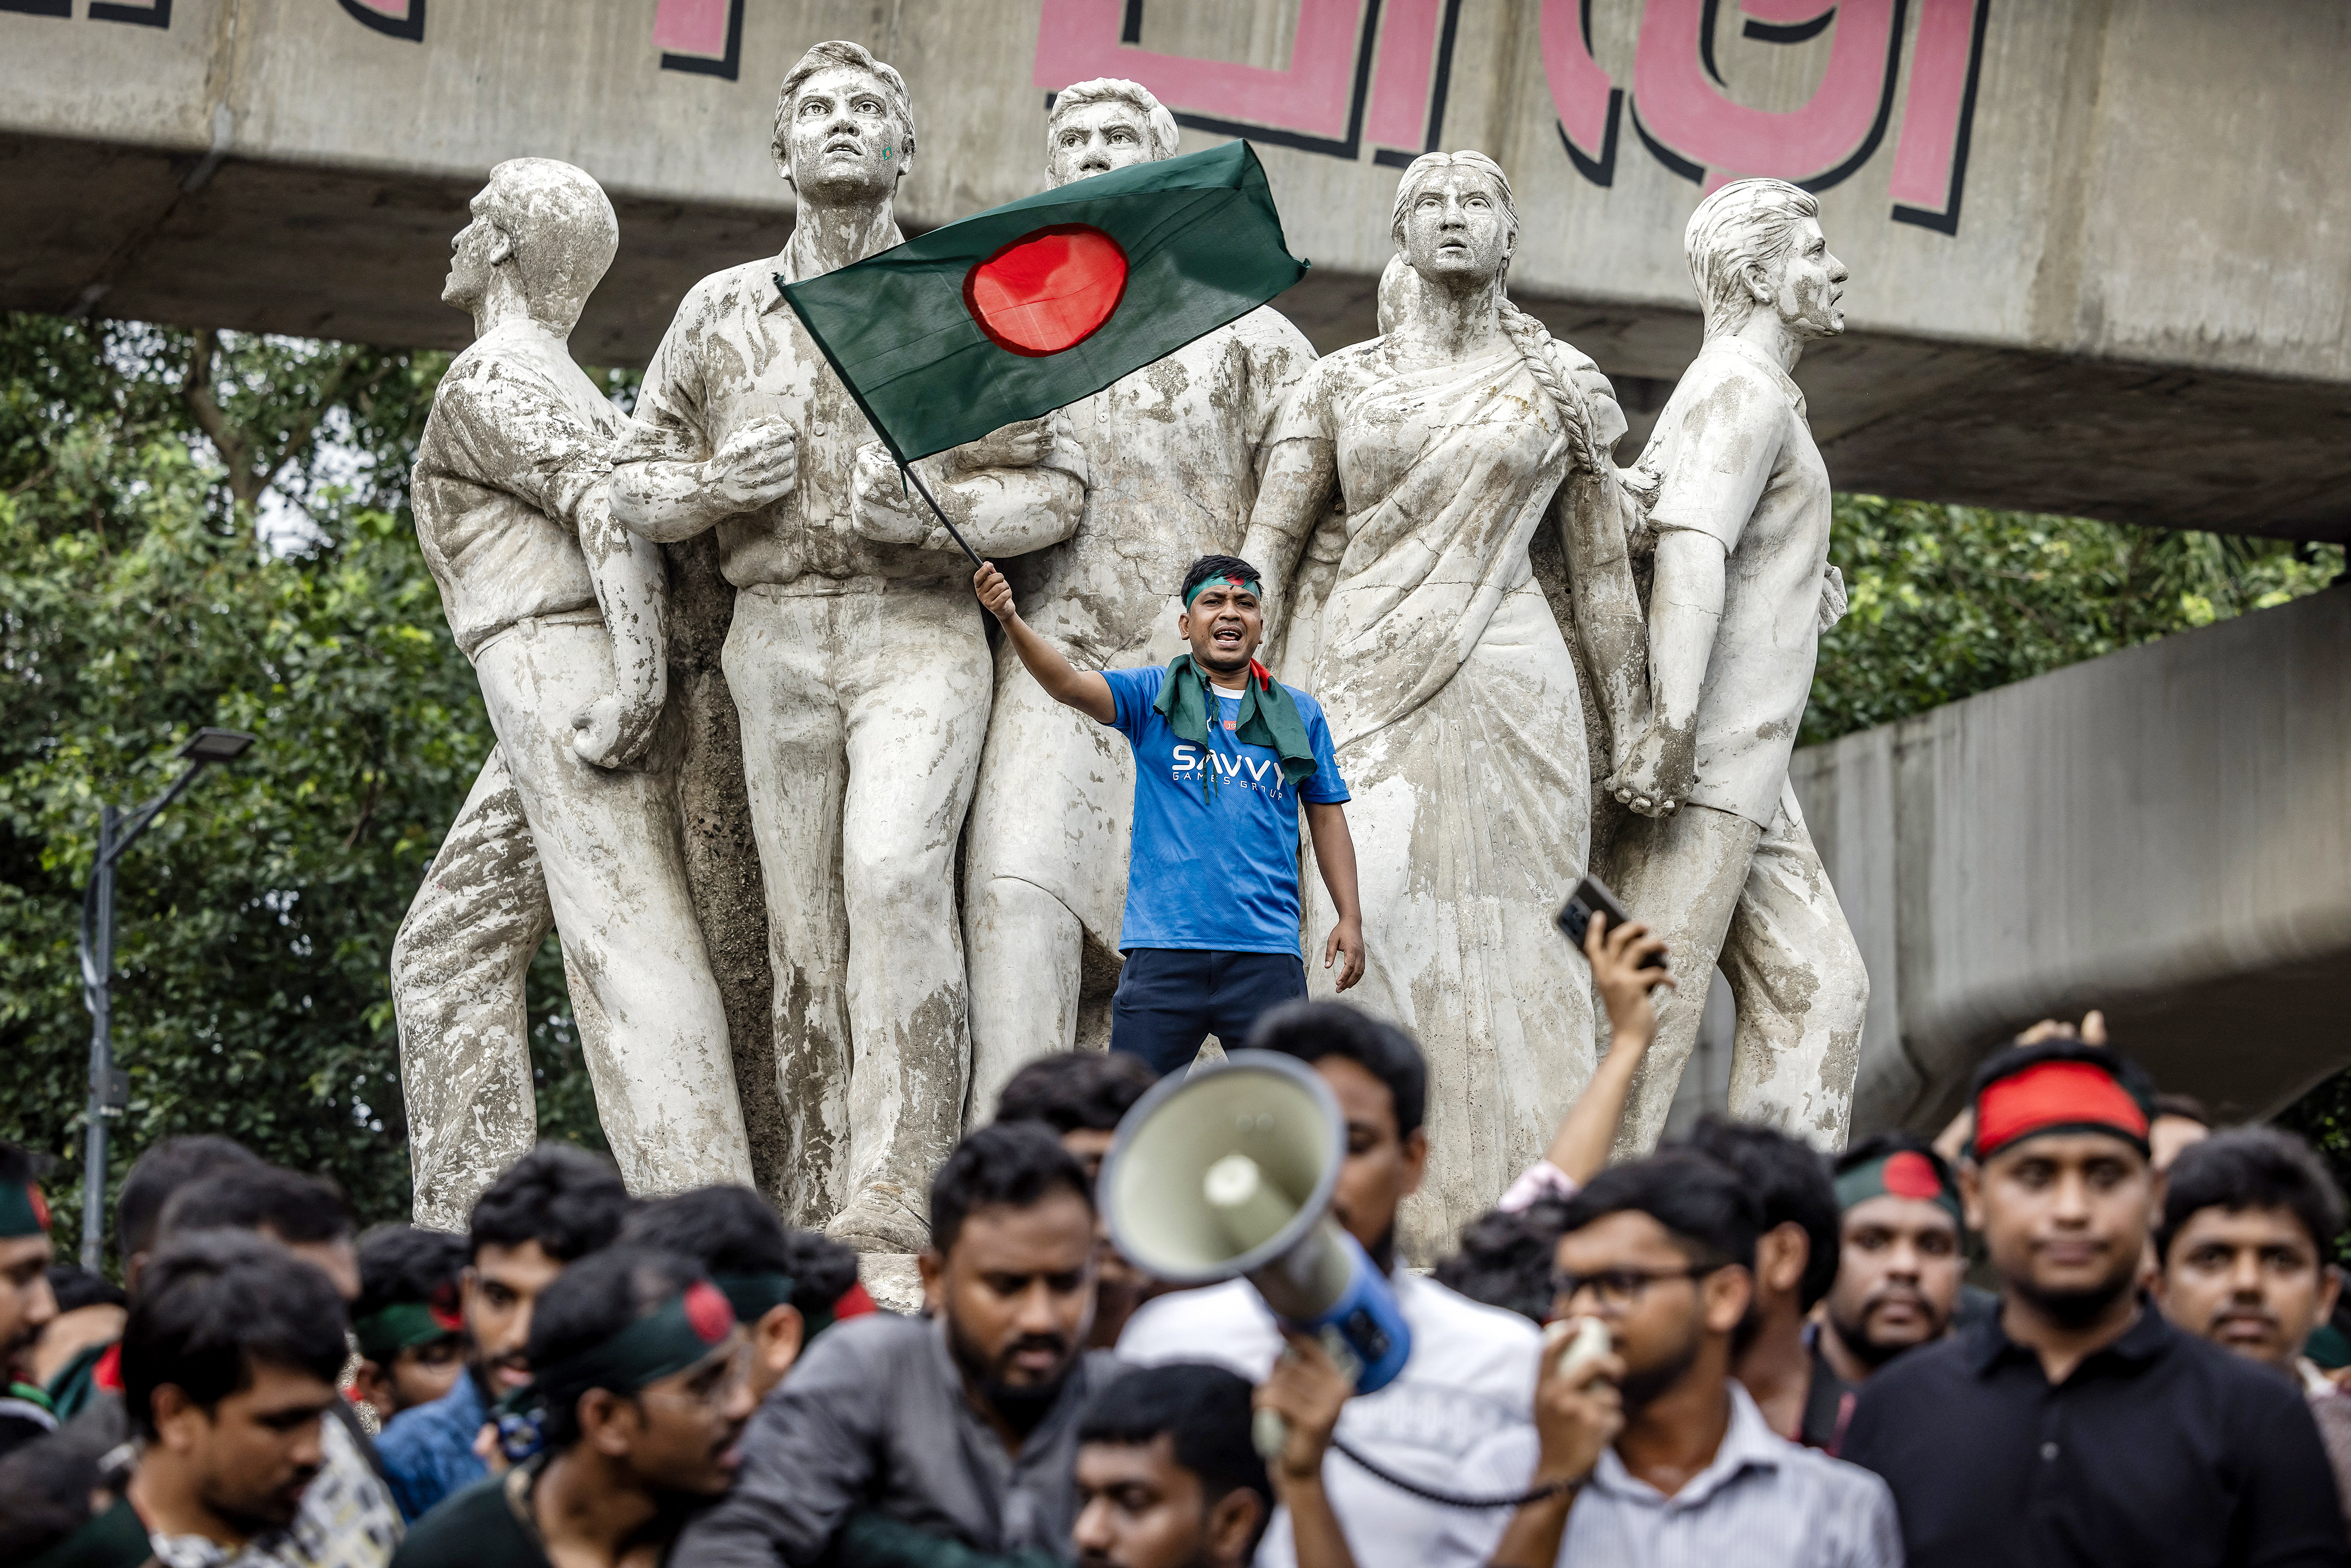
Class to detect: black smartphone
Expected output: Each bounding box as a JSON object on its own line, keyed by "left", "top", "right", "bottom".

{"left": 1555, "top": 874, "right": 1668, "bottom": 969}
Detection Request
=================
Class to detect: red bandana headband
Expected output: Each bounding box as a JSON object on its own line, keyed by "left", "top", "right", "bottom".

{"left": 1974, "top": 1059, "right": 2150, "bottom": 1161}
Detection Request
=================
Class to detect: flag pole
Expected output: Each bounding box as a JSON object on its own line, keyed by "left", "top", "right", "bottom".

{"left": 895, "top": 459, "right": 986, "bottom": 570}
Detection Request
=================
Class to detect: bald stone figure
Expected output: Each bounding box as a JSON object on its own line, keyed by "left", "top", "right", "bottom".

{"left": 393, "top": 158, "right": 754, "bottom": 1227}
{"left": 1598, "top": 177, "right": 1870, "bottom": 1156}
{"left": 957, "top": 78, "right": 1319, "bottom": 1117}
{"left": 610, "top": 42, "right": 1084, "bottom": 1251}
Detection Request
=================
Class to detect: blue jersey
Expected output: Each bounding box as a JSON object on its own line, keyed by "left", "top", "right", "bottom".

{"left": 1101, "top": 666, "right": 1349, "bottom": 955}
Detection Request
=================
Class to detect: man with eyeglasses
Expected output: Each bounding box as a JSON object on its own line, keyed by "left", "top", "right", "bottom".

{"left": 1433, "top": 1152, "right": 1899, "bottom": 1567}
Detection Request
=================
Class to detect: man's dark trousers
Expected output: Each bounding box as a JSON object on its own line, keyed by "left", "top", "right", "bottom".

{"left": 1110, "top": 948, "right": 1307, "bottom": 1076}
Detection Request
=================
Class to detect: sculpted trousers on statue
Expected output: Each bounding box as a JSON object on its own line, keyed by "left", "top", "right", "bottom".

{"left": 961, "top": 645, "right": 1138, "bottom": 1119}
{"left": 723, "top": 581, "right": 988, "bottom": 1241}
{"left": 392, "top": 748, "right": 551, "bottom": 1232}
{"left": 1596, "top": 783, "right": 1868, "bottom": 1156}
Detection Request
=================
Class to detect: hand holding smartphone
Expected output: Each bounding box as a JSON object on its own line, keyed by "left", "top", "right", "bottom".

{"left": 1555, "top": 874, "right": 1668, "bottom": 970}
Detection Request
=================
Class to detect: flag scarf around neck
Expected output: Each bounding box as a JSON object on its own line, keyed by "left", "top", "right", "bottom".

{"left": 1154, "top": 656, "right": 1316, "bottom": 799}
{"left": 779, "top": 141, "right": 1308, "bottom": 463}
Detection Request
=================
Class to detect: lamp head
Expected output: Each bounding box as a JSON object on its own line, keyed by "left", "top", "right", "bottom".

{"left": 177, "top": 729, "right": 257, "bottom": 765}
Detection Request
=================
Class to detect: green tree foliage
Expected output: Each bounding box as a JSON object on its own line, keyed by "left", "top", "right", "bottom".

{"left": 1807, "top": 494, "right": 2342, "bottom": 745}
{"left": 0, "top": 315, "right": 608, "bottom": 1263}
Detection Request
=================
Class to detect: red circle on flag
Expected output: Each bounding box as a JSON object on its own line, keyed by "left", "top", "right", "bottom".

{"left": 1881, "top": 1150, "right": 1943, "bottom": 1201}
{"left": 684, "top": 1280, "right": 735, "bottom": 1343}
{"left": 963, "top": 225, "right": 1129, "bottom": 357}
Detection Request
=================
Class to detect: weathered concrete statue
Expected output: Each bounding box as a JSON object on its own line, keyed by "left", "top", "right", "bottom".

{"left": 610, "top": 42, "right": 1085, "bottom": 1251}
{"left": 1597, "top": 177, "right": 1869, "bottom": 1155}
{"left": 393, "top": 157, "right": 753, "bottom": 1228}
{"left": 957, "top": 78, "right": 1319, "bottom": 1118}
{"left": 1241, "top": 152, "right": 1649, "bottom": 1258}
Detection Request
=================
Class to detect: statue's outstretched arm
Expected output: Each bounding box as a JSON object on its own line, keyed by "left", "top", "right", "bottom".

{"left": 847, "top": 413, "right": 1086, "bottom": 558}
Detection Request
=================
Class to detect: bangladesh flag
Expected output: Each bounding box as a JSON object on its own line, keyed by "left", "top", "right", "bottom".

{"left": 779, "top": 140, "right": 1307, "bottom": 465}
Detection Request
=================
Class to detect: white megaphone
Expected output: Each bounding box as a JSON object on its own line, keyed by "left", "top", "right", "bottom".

{"left": 1099, "top": 1050, "right": 1412, "bottom": 1399}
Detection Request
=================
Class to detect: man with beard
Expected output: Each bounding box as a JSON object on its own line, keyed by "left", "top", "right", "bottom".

{"left": 2156, "top": 1127, "right": 2351, "bottom": 1528}
{"left": 994, "top": 1051, "right": 1162, "bottom": 1349}
{"left": 611, "top": 40, "right": 1085, "bottom": 1255}
{"left": 953, "top": 77, "right": 1319, "bottom": 1114}
{"left": 1118, "top": 1003, "right": 1534, "bottom": 1568}
{"left": 1815, "top": 1134, "right": 1966, "bottom": 1399}
{"left": 378, "top": 1145, "right": 629, "bottom": 1522}
{"left": 674, "top": 1123, "right": 1120, "bottom": 1566}
{"left": 392, "top": 1247, "right": 754, "bottom": 1568}
{"left": 0, "top": 1140, "right": 60, "bottom": 1458}
{"left": 1842, "top": 1040, "right": 2350, "bottom": 1566}
{"left": 122, "top": 1231, "right": 392, "bottom": 1566}
{"left": 1434, "top": 1153, "right": 1898, "bottom": 1567}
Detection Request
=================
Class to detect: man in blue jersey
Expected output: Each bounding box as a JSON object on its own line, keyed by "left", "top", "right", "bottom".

{"left": 974, "top": 553, "right": 1363, "bottom": 1074}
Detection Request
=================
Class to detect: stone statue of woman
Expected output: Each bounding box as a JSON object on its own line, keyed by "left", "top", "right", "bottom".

{"left": 1240, "top": 151, "right": 1648, "bottom": 1258}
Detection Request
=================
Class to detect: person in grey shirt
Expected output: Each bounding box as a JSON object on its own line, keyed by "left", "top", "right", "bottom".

{"left": 672, "top": 1124, "right": 1120, "bottom": 1565}
{"left": 1434, "top": 1152, "right": 1900, "bottom": 1568}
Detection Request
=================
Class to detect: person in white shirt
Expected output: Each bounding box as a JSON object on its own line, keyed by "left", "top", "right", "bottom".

{"left": 1433, "top": 1152, "right": 1899, "bottom": 1568}
{"left": 1116, "top": 1002, "right": 1541, "bottom": 1567}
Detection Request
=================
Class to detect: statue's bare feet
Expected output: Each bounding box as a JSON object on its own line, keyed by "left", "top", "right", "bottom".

{"left": 823, "top": 1182, "right": 932, "bottom": 1255}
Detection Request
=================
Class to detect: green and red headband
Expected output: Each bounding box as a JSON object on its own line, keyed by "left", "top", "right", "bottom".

{"left": 354, "top": 1288, "right": 465, "bottom": 1364}
{"left": 1834, "top": 1149, "right": 1962, "bottom": 1228}
{"left": 1183, "top": 572, "right": 1261, "bottom": 609}
{"left": 533, "top": 1279, "right": 738, "bottom": 1411}
{"left": 1970, "top": 1044, "right": 2155, "bottom": 1162}
{"left": 0, "top": 1177, "right": 51, "bottom": 1240}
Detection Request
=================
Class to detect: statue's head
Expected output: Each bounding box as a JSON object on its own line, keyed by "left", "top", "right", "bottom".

{"left": 1684, "top": 178, "right": 1846, "bottom": 342}
{"left": 772, "top": 40, "right": 915, "bottom": 207}
{"left": 1044, "top": 77, "right": 1178, "bottom": 188}
{"left": 1390, "top": 151, "right": 1517, "bottom": 299}
{"left": 443, "top": 158, "right": 617, "bottom": 331}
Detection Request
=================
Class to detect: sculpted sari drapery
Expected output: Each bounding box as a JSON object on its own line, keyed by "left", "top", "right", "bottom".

{"left": 1287, "top": 341, "right": 1614, "bottom": 1257}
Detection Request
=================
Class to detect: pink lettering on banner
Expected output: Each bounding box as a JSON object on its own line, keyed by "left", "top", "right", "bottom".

{"left": 1538, "top": 0, "right": 1991, "bottom": 233}
{"left": 1541, "top": 0, "right": 1625, "bottom": 182}
{"left": 1887, "top": 0, "right": 1989, "bottom": 232}
{"left": 1032, "top": 0, "right": 1463, "bottom": 167}
{"left": 335, "top": 0, "right": 424, "bottom": 43}
{"left": 1632, "top": 0, "right": 1901, "bottom": 192}
{"left": 656, "top": 0, "right": 745, "bottom": 80}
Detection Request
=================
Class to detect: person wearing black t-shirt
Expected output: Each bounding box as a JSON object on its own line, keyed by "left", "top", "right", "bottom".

{"left": 1841, "top": 1038, "right": 2350, "bottom": 1567}
{"left": 393, "top": 1246, "right": 754, "bottom": 1568}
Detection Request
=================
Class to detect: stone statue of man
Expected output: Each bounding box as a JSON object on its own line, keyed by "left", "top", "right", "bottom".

{"left": 393, "top": 157, "right": 754, "bottom": 1227}
{"left": 610, "top": 42, "right": 1085, "bottom": 1252}
{"left": 1596, "top": 177, "right": 1869, "bottom": 1154}
{"left": 956, "top": 78, "right": 1318, "bottom": 1116}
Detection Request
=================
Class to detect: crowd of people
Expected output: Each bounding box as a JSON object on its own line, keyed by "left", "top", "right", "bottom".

{"left": 5, "top": 921, "right": 2351, "bottom": 1566}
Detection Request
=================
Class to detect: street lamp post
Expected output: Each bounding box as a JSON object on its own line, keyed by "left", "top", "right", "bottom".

{"left": 75, "top": 727, "right": 257, "bottom": 1270}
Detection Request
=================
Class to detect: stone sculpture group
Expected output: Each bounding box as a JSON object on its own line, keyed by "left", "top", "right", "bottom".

{"left": 391, "top": 39, "right": 1868, "bottom": 1256}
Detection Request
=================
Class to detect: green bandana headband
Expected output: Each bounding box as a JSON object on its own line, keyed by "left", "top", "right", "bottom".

{"left": 532, "top": 1279, "right": 738, "bottom": 1412}
{"left": 0, "top": 1179, "right": 51, "bottom": 1239}
{"left": 1833, "top": 1149, "right": 1963, "bottom": 1229}
{"left": 354, "top": 1300, "right": 464, "bottom": 1363}
{"left": 712, "top": 1271, "right": 796, "bottom": 1325}
{"left": 1183, "top": 573, "right": 1261, "bottom": 609}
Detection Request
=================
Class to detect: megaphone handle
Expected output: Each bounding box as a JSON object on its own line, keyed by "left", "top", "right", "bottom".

{"left": 1252, "top": 1407, "right": 1289, "bottom": 1464}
